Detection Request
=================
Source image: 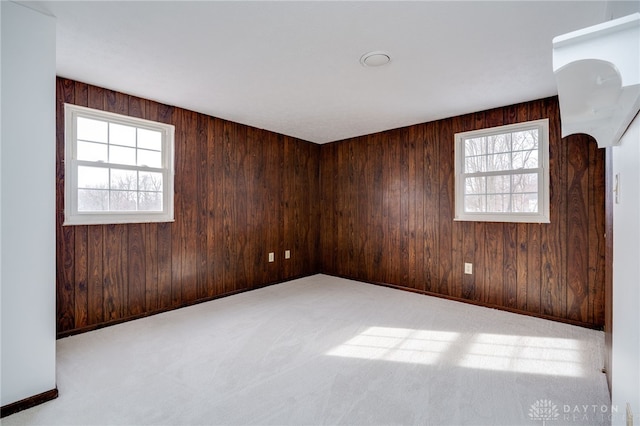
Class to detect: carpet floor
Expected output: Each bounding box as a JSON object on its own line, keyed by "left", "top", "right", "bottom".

{"left": 2, "top": 274, "right": 611, "bottom": 425}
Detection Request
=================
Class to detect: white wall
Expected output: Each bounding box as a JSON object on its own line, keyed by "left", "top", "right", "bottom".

{"left": 612, "top": 113, "right": 640, "bottom": 424}
{"left": 602, "top": 3, "right": 640, "bottom": 422}
{"left": 1, "top": 1, "right": 57, "bottom": 407}
{"left": 606, "top": 1, "right": 640, "bottom": 21}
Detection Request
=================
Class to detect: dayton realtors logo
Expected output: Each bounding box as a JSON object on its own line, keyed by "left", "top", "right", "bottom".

{"left": 528, "top": 399, "right": 559, "bottom": 425}
{"left": 529, "top": 399, "right": 621, "bottom": 423}
{"left": 562, "top": 403, "right": 620, "bottom": 422}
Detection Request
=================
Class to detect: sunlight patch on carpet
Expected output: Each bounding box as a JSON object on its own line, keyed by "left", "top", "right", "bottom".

{"left": 327, "top": 327, "right": 586, "bottom": 377}
{"left": 457, "top": 333, "right": 585, "bottom": 377}
{"left": 326, "top": 326, "right": 459, "bottom": 365}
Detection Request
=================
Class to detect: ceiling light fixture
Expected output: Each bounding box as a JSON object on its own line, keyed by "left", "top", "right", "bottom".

{"left": 360, "top": 51, "right": 391, "bottom": 67}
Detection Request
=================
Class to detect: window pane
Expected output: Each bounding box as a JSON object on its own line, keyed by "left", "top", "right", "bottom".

{"left": 78, "top": 189, "right": 109, "bottom": 211}
{"left": 522, "top": 149, "right": 539, "bottom": 169}
{"left": 111, "top": 169, "right": 137, "bottom": 190}
{"left": 465, "top": 156, "right": 485, "bottom": 173}
{"left": 110, "top": 190, "right": 137, "bottom": 211}
{"left": 78, "top": 166, "right": 108, "bottom": 189}
{"left": 139, "top": 172, "right": 163, "bottom": 191}
{"left": 464, "top": 195, "right": 485, "bottom": 212}
{"left": 109, "top": 145, "right": 136, "bottom": 165}
{"left": 138, "top": 192, "right": 162, "bottom": 211}
{"left": 512, "top": 129, "right": 538, "bottom": 151}
{"left": 512, "top": 193, "right": 538, "bottom": 212}
{"left": 109, "top": 123, "right": 136, "bottom": 147}
{"left": 138, "top": 128, "right": 162, "bottom": 151}
{"left": 464, "top": 137, "right": 485, "bottom": 157}
{"left": 487, "top": 153, "right": 511, "bottom": 172}
{"left": 464, "top": 176, "right": 485, "bottom": 195}
{"left": 512, "top": 173, "right": 538, "bottom": 193}
{"left": 487, "top": 175, "right": 510, "bottom": 194}
{"left": 77, "top": 117, "right": 108, "bottom": 143}
{"left": 77, "top": 141, "right": 108, "bottom": 162}
{"left": 487, "top": 194, "right": 509, "bottom": 212}
{"left": 512, "top": 149, "right": 538, "bottom": 169}
{"left": 487, "top": 134, "right": 511, "bottom": 154}
{"left": 524, "top": 193, "right": 538, "bottom": 212}
{"left": 137, "top": 149, "right": 162, "bottom": 168}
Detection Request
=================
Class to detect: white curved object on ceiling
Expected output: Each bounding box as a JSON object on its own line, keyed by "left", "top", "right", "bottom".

{"left": 553, "top": 13, "right": 640, "bottom": 148}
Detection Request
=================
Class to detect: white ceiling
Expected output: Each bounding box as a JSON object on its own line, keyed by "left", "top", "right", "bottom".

{"left": 24, "top": 1, "right": 611, "bottom": 144}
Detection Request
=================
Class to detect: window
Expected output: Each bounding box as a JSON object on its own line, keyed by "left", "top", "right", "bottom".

{"left": 64, "top": 104, "right": 175, "bottom": 225}
{"left": 454, "top": 119, "right": 550, "bottom": 223}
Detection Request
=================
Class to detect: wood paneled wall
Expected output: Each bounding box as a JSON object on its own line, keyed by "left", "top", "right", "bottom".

{"left": 56, "top": 78, "right": 320, "bottom": 336}
{"left": 320, "top": 97, "right": 606, "bottom": 328}
{"left": 57, "top": 80, "right": 605, "bottom": 335}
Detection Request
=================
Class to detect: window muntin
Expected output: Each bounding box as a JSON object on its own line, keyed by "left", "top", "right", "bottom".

{"left": 64, "top": 104, "right": 175, "bottom": 225}
{"left": 454, "top": 119, "right": 550, "bottom": 223}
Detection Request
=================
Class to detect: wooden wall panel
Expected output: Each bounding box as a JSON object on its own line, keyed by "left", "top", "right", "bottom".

{"left": 450, "top": 118, "right": 464, "bottom": 300}
{"left": 56, "top": 78, "right": 75, "bottom": 333}
{"left": 127, "top": 223, "right": 145, "bottom": 316}
{"left": 320, "top": 96, "right": 606, "bottom": 328}
{"left": 588, "top": 142, "right": 606, "bottom": 326}
{"left": 103, "top": 225, "right": 128, "bottom": 321}
{"left": 320, "top": 144, "right": 334, "bottom": 273}
{"left": 413, "top": 126, "right": 425, "bottom": 293}
{"left": 424, "top": 123, "right": 440, "bottom": 294}
{"left": 566, "top": 134, "right": 590, "bottom": 321}
{"left": 86, "top": 226, "right": 103, "bottom": 324}
{"left": 56, "top": 78, "right": 320, "bottom": 336}
{"left": 542, "top": 98, "right": 568, "bottom": 319}
{"left": 74, "top": 227, "right": 88, "bottom": 328}
{"left": 195, "top": 114, "right": 208, "bottom": 300}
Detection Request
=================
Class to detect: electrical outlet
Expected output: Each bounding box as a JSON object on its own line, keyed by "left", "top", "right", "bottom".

{"left": 464, "top": 263, "right": 473, "bottom": 274}
{"left": 268, "top": 252, "right": 275, "bottom": 263}
{"left": 285, "top": 250, "right": 291, "bottom": 259}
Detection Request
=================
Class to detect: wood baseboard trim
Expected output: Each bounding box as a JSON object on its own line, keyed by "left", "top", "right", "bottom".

{"left": 324, "top": 272, "right": 603, "bottom": 330}
{"left": 1, "top": 388, "right": 58, "bottom": 418}
{"left": 57, "top": 273, "right": 314, "bottom": 339}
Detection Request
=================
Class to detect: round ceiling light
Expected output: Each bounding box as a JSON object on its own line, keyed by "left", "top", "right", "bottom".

{"left": 360, "top": 51, "right": 391, "bottom": 67}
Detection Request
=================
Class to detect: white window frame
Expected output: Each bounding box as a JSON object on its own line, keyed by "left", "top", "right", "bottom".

{"left": 64, "top": 104, "right": 175, "bottom": 225}
{"left": 454, "top": 119, "right": 550, "bottom": 224}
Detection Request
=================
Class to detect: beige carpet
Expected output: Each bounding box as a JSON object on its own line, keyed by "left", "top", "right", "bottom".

{"left": 3, "top": 274, "right": 611, "bottom": 425}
